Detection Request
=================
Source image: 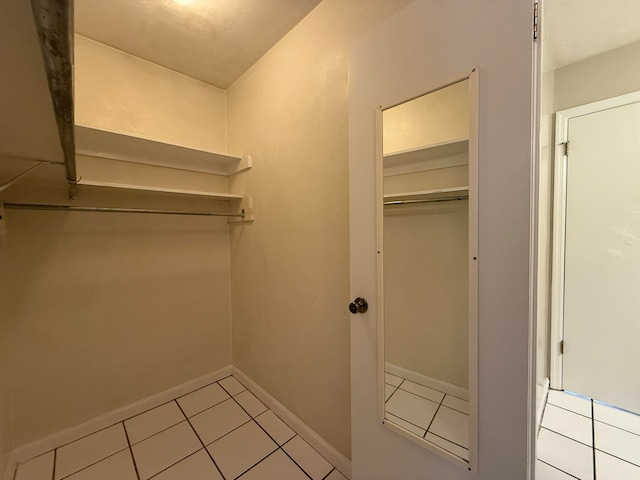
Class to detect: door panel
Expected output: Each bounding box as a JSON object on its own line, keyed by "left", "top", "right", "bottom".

{"left": 348, "top": 1, "right": 535, "bottom": 479}
{"left": 563, "top": 100, "right": 640, "bottom": 413}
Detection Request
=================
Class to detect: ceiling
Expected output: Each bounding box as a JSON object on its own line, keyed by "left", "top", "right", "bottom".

{"left": 544, "top": 0, "right": 640, "bottom": 71}
{"left": 74, "top": 0, "right": 322, "bottom": 89}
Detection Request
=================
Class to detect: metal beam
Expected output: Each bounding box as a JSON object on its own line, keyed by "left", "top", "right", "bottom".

{"left": 30, "top": 0, "right": 76, "bottom": 198}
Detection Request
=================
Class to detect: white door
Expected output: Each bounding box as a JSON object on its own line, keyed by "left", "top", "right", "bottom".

{"left": 561, "top": 96, "right": 640, "bottom": 412}
{"left": 348, "top": 1, "right": 536, "bottom": 479}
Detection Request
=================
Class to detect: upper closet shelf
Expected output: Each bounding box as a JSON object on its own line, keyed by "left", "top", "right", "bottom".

{"left": 384, "top": 186, "right": 469, "bottom": 204}
{"left": 383, "top": 138, "right": 468, "bottom": 176}
{"left": 75, "top": 125, "right": 252, "bottom": 176}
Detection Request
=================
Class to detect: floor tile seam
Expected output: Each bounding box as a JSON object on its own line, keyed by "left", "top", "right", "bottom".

{"left": 547, "top": 400, "right": 592, "bottom": 419}
{"left": 321, "top": 467, "right": 337, "bottom": 480}
{"left": 423, "top": 401, "right": 443, "bottom": 439}
{"left": 425, "top": 431, "right": 470, "bottom": 451}
{"left": 124, "top": 399, "right": 184, "bottom": 427}
{"left": 539, "top": 425, "right": 593, "bottom": 448}
{"left": 279, "top": 443, "right": 320, "bottom": 480}
{"left": 423, "top": 439, "right": 468, "bottom": 463}
{"left": 252, "top": 411, "right": 295, "bottom": 447}
{"left": 122, "top": 420, "right": 141, "bottom": 480}
{"left": 51, "top": 421, "right": 127, "bottom": 452}
{"left": 391, "top": 387, "right": 440, "bottom": 405}
{"left": 437, "top": 403, "right": 470, "bottom": 417}
{"left": 386, "top": 372, "right": 469, "bottom": 402}
{"left": 385, "top": 412, "right": 428, "bottom": 432}
{"left": 56, "top": 444, "right": 131, "bottom": 480}
{"left": 51, "top": 449, "right": 56, "bottom": 480}
{"left": 396, "top": 385, "right": 444, "bottom": 404}
{"left": 175, "top": 378, "right": 230, "bottom": 404}
{"left": 144, "top": 447, "right": 207, "bottom": 480}
{"left": 536, "top": 459, "right": 580, "bottom": 479}
{"left": 231, "top": 445, "right": 281, "bottom": 480}
{"left": 384, "top": 385, "right": 401, "bottom": 404}
{"left": 593, "top": 447, "right": 640, "bottom": 468}
{"left": 174, "top": 401, "right": 226, "bottom": 479}
{"left": 593, "top": 418, "right": 640, "bottom": 438}
{"left": 186, "top": 396, "right": 235, "bottom": 421}
{"left": 202, "top": 418, "right": 254, "bottom": 448}
{"left": 127, "top": 408, "right": 188, "bottom": 448}
{"left": 591, "top": 400, "right": 596, "bottom": 480}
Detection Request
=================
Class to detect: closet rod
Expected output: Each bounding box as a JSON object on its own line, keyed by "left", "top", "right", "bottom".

{"left": 384, "top": 196, "right": 468, "bottom": 206}
{"left": 2, "top": 203, "right": 244, "bottom": 218}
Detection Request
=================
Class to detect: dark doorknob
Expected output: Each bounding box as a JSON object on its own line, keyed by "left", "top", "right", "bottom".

{"left": 349, "top": 297, "right": 368, "bottom": 314}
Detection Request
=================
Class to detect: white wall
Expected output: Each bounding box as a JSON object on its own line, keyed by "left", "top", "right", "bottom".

{"left": 227, "top": 0, "right": 413, "bottom": 460}
{"left": 75, "top": 34, "right": 227, "bottom": 153}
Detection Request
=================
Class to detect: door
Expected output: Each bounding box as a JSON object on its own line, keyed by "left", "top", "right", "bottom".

{"left": 348, "top": 1, "right": 536, "bottom": 479}
{"left": 560, "top": 95, "right": 640, "bottom": 412}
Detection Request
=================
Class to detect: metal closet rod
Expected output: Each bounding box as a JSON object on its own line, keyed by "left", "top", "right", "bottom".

{"left": 384, "top": 196, "right": 468, "bottom": 206}
{"left": 2, "top": 202, "right": 244, "bottom": 218}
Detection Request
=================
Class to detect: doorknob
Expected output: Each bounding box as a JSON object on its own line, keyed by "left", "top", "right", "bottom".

{"left": 349, "top": 297, "right": 368, "bottom": 314}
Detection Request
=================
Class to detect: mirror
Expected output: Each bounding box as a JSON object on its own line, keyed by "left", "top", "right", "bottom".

{"left": 380, "top": 79, "right": 474, "bottom": 465}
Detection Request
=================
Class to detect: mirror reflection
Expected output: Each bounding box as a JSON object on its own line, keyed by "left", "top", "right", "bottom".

{"left": 382, "top": 80, "right": 471, "bottom": 463}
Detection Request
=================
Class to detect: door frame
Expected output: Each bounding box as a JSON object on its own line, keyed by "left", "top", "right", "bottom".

{"left": 549, "top": 90, "right": 640, "bottom": 389}
{"left": 375, "top": 70, "right": 480, "bottom": 472}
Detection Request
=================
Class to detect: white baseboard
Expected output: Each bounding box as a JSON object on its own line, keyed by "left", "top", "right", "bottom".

{"left": 5, "top": 365, "right": 232, "bottom": 479}
{"left": 385, "top": 362, "right": 469, "bottom": 400}
{"left": 536, "top": 377, "right": 550, "bottom": 433}
{"left": 232, "top": 367, "right": 351, "bottom": 479}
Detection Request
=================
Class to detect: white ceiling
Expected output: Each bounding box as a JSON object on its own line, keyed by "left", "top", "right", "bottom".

{"left": 544, "top": 0, "right": 640, "bottom": 71}
{"left": 74, "top": 0, "right": 322, "bottom": 89}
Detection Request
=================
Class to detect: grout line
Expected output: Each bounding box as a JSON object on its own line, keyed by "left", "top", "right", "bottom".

{"left": 537, "top": 459, "right": 580, "bottom": 479}
{"left": 426, "top": 431, "right": 470, "bottom": 451}
{"left": 384, "top": 384, "right": 401, "bottom": 404}
{"left": 539, "top": 426, "right": 592, "bottom": 448}
{"left": 122, "top": 421, "right": 141, "bottom": 480}
{"left": 593, "top": 448, "right": 640, "bottom": 469}
{"left": 128, "top": 419, "right": 186, "bottom": 448}
{"left": 52, "top": 449, "right": 56, "bottom": 480}
{"left": 423, "top": 401, "right": 444, "bottom": 439}
{"left": 592, "top": 399, "right": 597, "bottom": 480}
{"left": 280, "top": 443, "right": 314, "bottom": 480}
{"left": 389, "top": 385, "right": 441, "bottom": 405}
{"left": 546, "top": 401, "right": 592, "bottom": 420}
{"left": 184, "top": 394, "right": 233, "bottom": 420}
{"left": 58, "top": 446, "right": 130, "bottom": 480}
{"left": 438, "top": 402, "right": 469, "bottom": 416}
{"left": 385, "top": 412, "right": 427, "bottom": 433}
{"left": 322, "top": 467, "right": 336, "bottom": 480}
{"left": 174, "top": 402, "right": 226, "bottom": 480}
{"left": 593, "top": 418, "right": 640, "bottom": 438}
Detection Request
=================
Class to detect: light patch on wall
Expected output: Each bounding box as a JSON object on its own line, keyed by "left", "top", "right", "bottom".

{"left": 173, "top": 0, "right": 194, "bottom": 5}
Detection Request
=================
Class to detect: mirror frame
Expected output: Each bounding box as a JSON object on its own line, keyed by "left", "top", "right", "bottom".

{"left": 376, "top": 68, "right": 479, "bottom": 472}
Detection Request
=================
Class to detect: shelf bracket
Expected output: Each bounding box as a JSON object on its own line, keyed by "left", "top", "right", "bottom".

{"left": 228, "top": 195, "right": 255, "bottom": 224}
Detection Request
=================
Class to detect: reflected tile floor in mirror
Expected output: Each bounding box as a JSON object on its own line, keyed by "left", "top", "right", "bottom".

{"left": 384, "top": 372, "right": 469, "bottom": 463}
{"left": 536, "top": 390, "right": 640, "bottom": 480}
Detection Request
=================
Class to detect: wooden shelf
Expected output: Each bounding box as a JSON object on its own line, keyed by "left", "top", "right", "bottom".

{"left": 75, "top": 125, "right": 251, "bottom": 176}
{"left": 77, "top": 179, "right": 244, "bottom": 201}
{"left": 384, "top": 186, "right": 469, "bottom": 204}
{"left": 383, "top": 138, "right": 468, "bottom": 176}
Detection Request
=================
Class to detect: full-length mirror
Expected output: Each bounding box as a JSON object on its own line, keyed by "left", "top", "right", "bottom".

{"left": 380, "top": 78, "right": 476, "bottom": 466}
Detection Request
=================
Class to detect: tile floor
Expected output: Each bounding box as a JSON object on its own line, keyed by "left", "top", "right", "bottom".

{"left": 12, "top": 375, "right": 348, "bottom": 480}
{"left": 536, "top": 389, "right": 640, "bottom": 480}
{"left": 384, "top": 372, "right": 470, "bottom": 463}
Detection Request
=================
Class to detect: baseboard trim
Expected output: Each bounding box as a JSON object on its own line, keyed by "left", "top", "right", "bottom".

{"left": 232, "top": 367, "right": 351, "bottom": 479}
{"left": 6, "top": 365, "right": 232, "bottom": 475}
{"left": 385, "top": 362, "right": 469, "bottom": 400}
{"left": 536, "top": 377, "right": 550, "bottom": 434}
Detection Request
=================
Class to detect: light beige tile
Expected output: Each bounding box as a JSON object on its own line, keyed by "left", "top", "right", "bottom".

{"left": 442, "top": 395, "right": 469, "bottom": 414}
{"left": 125, "top": 402, "right": 185, "bottom": 445}
{"left": 596, "top": 450, "right": 640, "bottom": 480}
{"left": 594, "top": 402, "right": 640, "bottom": 436}
{"left": 132, "top": 421, "right": 201, "bottom": 480}
{"left": 595, "top": 421, "right": 640, "bottom": 467}
{"left": 542, "top": 404, "right": 592, "bottom": 446}
{"left": 385, "top": 389, "right": 438, "bottom": 429}
{"left": 535, "top": 460, "right": 577, "bottom": 480}
{"left": 15, "top": 451, "right": 54, "bottom": 480}
{"left": 547, "top": 390, "right": 591, "bottom": 417}
{"left": 399, "top": 380, "right": 444, "bottom": 403}
{"left": 235, "top": 390, "right": 268, "bottom": 417}
{"left": 55, "top": 424, "right": 128, "bottom": 480}
{"left": 255, "top": 411, "right": 295, "bottom": 445}
{"left": 152, "top": 449, "right": 223, "bottom": 480}
{"left": 237, "top": 450, "right": 308, "bottom": 480}
{"left": 282, "top": 436, "right": 332, "bottom": 480}
{"left": 325, "top": 468, "right": 349, "bottom": 480}
{"left": 208, "top": 421, "right": 277, "bottom": 479}
{"left": 190, "top": 398, "right": 250, "bottom": 445}
{"left": 65, "top": 450, "right": 137, "bottom": 480}
{"left": 384, "top": 373, "right": 402, "bottom": 387}
{"left": 428, "top": 406, "right": 469, "bottom": 448}
{"left": 537, "top": 428, "right": 593, "bottom": 480}
{"left": 425, "top": 433, "right": 469, "bottom": 461}
{"left": 385, "top": 413, "right": 426, "bottom": 437}
{"left": 177, "top": 383, "right": 230, "bottom": 418}
{"left": 219, "top": 376, "right": 246, "bottom": 396}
